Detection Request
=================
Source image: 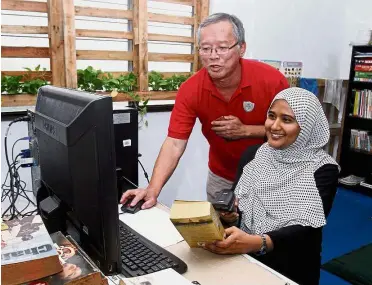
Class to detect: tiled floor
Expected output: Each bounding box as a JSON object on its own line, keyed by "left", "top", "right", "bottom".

{"left": 320, "top": 187, "right": 372, "bottom": 285}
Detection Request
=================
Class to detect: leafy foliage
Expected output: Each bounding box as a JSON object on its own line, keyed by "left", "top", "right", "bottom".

{"left": 2, "top": 65, "right": 192, "bottom": 128}
{"left": 22, "top": 78, "right": 48, "bottom": 95}
{"left": 101, "top": 72, "right": 137, "bottom": 92}
{"left": 128, "top": 93, "right": 149, "bottom": 128}
{"left": 1, "top": 75, "right": 23, "bottom": 95}
{"left": 77, "top": 66, "right": 104, "bottom": 92}
{"left": 77, "top": 66, "right": 148, "bottom": 126}
{"left": 1, "top": 65, "right": 49, "bottom": 95}
{"left": 148, "top": 71, "right": 191, "bottom": 91}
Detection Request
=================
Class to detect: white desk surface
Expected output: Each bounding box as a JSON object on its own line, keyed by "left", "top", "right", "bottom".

{"left": 115, "top": 203, "right": 298, "bottom": 285}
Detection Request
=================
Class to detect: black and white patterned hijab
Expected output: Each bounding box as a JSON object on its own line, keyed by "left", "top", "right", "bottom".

{"left": 235, "top": 87, "right": 340, "bottom": 235}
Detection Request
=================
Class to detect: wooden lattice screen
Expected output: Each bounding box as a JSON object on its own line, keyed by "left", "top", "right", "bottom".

{"left": 1, "top": 0, "right": 209, "bottom": 103}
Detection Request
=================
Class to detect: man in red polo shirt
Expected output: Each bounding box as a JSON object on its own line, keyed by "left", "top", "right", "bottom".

{"left": 121, "top": 13, "right": 288, "bottom": 208}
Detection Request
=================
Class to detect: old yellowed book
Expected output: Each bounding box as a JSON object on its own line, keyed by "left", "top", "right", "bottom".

{"left": 169, "top": 200, "right": 225, "bottom": 247}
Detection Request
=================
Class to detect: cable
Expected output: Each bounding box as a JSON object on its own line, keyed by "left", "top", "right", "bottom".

{"left": 2, "top": 116, "right": 36, "bottom": 221}
{"left": 12, "top": 137, "right": 30, "bottom": 162}
{"left": 138, "top": 154, "right": 150, "bottom": 184}
{"left": 122, "top": 176, "right": 139, "bottom": 188}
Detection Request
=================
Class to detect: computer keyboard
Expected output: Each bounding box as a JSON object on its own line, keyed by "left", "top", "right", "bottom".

{"left": 119, "top": 220, "right": 188, "bottom": 277}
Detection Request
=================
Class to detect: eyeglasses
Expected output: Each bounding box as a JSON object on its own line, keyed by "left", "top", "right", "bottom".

{"left": 198, "top": 42, "right": 239, "bottom": 56}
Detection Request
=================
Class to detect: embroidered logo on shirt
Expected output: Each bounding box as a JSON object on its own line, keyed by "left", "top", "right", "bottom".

{"left": 243, "top": 101, "right": 255, "bottom": 112}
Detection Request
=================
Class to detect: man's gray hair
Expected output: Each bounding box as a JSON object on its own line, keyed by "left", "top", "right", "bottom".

{"left": 197, "top": 13, "right": 245, "bottom": 46}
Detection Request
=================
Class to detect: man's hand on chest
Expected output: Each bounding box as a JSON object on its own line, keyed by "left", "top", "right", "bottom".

{"left": 211, "top": 115, "right": 248, "bottom": 140}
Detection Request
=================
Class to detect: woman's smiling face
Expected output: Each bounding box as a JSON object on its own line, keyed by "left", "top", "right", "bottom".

{"left": 265, "top": 99, "right": 301, "bottom": 149}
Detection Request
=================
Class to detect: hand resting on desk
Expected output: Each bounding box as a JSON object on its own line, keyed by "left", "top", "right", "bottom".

{"left": 120, "top": 188, "right": 158, "bottom": 210}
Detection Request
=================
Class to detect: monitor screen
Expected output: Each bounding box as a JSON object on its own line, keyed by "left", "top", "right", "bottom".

{"left": 34, "top": 85, "right": 121, "bottom": 274}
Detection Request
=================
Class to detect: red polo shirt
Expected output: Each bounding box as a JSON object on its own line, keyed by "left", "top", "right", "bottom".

{"left": 168, "top": 59, "right": 289, "bottom": 181}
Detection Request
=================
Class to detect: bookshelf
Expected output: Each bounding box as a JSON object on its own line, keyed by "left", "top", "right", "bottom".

{"left": 339, "top": 45, "right": 372, "bottom": 194}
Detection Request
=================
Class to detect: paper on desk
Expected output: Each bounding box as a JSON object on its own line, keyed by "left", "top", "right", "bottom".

{"left": 118, "top": 205, "right": 184, "bottom": 248}
{"left": 109, "top": 269, "right": 191, "bottom": 285}
{"left": 108, "top": 268, "right": 192, "bottom": 285}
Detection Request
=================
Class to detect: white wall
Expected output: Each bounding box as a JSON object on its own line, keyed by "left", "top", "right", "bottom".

{"left": 138, "top": 113, "right": 209, "bottom": 206}
{"left": 210, "top": 0, "right": 372, "bottom": 79}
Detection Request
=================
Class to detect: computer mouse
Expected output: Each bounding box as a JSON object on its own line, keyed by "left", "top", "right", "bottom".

{"left": 121, "top": 199, "right": 145, "bottom": 214}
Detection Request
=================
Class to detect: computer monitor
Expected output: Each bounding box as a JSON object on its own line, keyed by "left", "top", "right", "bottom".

{"left": 34, "top": 85, "right": 121, "bottom": 274}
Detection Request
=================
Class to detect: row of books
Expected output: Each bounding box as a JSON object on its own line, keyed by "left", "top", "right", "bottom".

{"left": 354, "top": 58, "right": 372, "bottom": 82}
{"left": 351, "top": 89, "right": 372, "bottom": 119}
{"left": 350, "top": 129, "right": 372, "bottom": 153}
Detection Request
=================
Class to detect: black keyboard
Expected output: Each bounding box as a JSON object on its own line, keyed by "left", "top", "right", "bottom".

{"left": 119, "top": 220, "right": 188, "bottom": 277}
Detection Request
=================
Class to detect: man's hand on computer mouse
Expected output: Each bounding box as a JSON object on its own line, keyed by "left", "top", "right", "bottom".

{"left": 120, "top": 188, "right": 158, "bottom": 209}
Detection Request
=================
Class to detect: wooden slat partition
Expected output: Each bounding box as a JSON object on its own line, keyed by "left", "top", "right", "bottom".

{"left": 150, "top": 0, "right": 194, "bottom": 6}
{"left": 48, "top": 0, "right": 65, "bottom": 87}
{"left": 160, "top": 72, "right": 192, "bottom": 78}
{"left": 198, "top": 0, "right": 209, "bottom": 70}
{"left": 1, "top": 91, "right": 180, "bottom": 107}
{"left": 148, "top": 13, "right": 193, "bottom": 25}
{"left": 1, "top": 71, "right": 52, "bottom": 81}
{"left": 76, "top": 29, "right": 133, "bottom": 39}
{"left": 149, "top": 53, "right": 194, "bottom": 62}
{"left": 1, "top": 25, "right": 48, "bottom": 34}
{"left": 1, "top": 47, "right": 49, "bottom": 58}
{"left": 63, "top": 0, "right": 77, "bottom": 88}
{"left": 74, "top": 6, "right": 133, "bottom": 20}
{"left": 1, "top": 0, "right": 47, "bottom": 13}
{"left": 99, "top": 71, "right": 191, "bottom": 78}
{"left": 136, "top": 0, "right": 149, "bottom": 91}
{"left": 148, "top": 33, "right": 193, "bottom": 43}
{"left": 77, "top": 50, "right": 133, "bottom": 60}
{"left": 1, "top": 0, "right": 210, "bottom": 105}
{"left": 192, "top": 0, "right": 201, "bottom": 72}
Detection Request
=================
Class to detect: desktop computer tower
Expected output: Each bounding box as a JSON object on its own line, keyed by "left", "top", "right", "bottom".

{"left": 28, "top": 105, "right": 139, "bottom": 203}
{"left": 112, "top": 106, "right": 139, "bottom": 200}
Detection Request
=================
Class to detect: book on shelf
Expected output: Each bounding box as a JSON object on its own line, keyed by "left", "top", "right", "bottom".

{"left": 350, "top": 129, "right": 372, "bottom": 153}
{"left": 24, "top": 231, "right": 107, "bottom": 285}
{"left": 354, "top": 78, "right": 372, "bottom": 83}
{"left": 351, "top": 89, "right": 372, "bottom": 119}
{"left": 169, "top": 200, "right": 225, "bottom": 248}
{"left": 354, "top": 57, "right": 372, "bottom": 81}
{"left": 1, "top": 215, "right": 63, "bottom": 285}
{"left": 355, "top": 64, "right": 372, "bottom": 72}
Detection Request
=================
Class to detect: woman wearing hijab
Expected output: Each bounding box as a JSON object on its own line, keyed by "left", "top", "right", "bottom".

{"left": 204, "top": 87, "right": 340, "bottom": 285}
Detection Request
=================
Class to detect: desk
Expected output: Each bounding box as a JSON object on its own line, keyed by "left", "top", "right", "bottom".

{"left": 114, "top": 203, "right": 298, "bottom": 285}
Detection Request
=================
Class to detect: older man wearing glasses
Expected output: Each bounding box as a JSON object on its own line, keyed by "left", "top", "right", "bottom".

{"left": 121, "top": 13, "right": 289, "bottom": 208}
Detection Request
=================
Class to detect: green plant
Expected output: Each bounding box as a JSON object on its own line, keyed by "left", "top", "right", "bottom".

{"left": 127, "top": 92, "right": 149, "bottom": 128}
{"left": 1, "top": 65, "right": 49, "bottom": 95}
{"left": 102, "top": 72, "right": 137, "bottom": 92}
{"left": 166, "top": 74, "right": 191, "bottom": 90}
{"left": 148, "top": 71, "right": 191, "bottom": 91}
{"left": 77, "top": 66, "right": 104, "bottom": 92}
{"left": 22, "top": 65, "right": 48, "bottom": 94}
{"left": 77, "top": 67, "right": 148, "bottom": 127}
{"left": 22, "top": 78, "right": 48, "bottom": 95}
{"left": 1, "top": 75, "right": 23, "bottom": 94}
